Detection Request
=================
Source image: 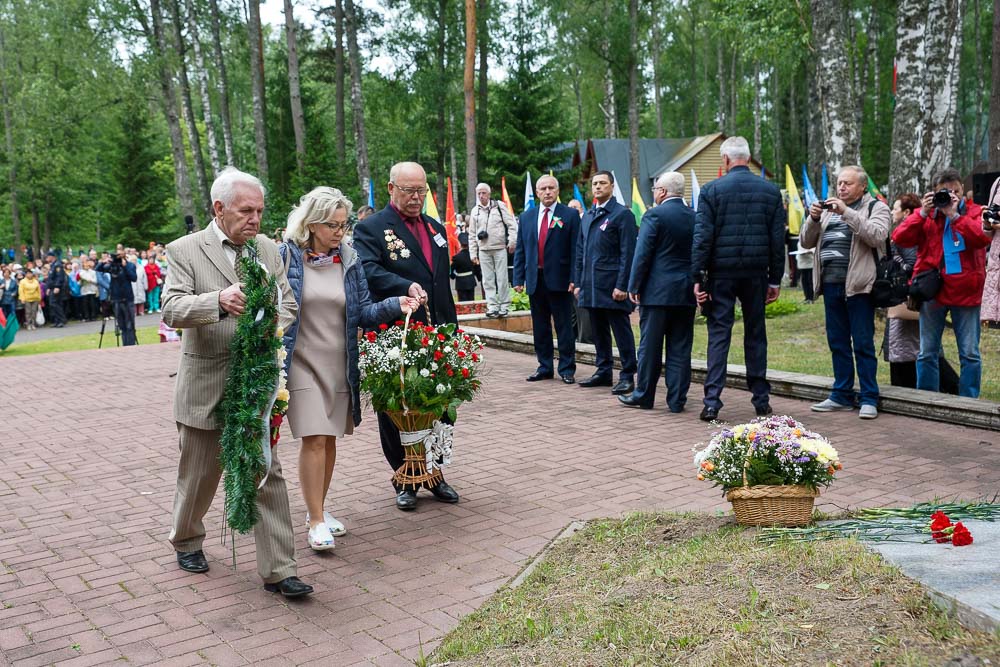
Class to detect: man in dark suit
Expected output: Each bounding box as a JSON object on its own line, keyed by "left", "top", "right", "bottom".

{"left": 691, "top": 136, "right": 786, "bottom": 422}
{"left": 620, "top": 172, "right": 696, "bottom": 412}
{"left": 513, "top": 174, "right": 581, "bottom": 383}
{"left": 574, "top": 170, "right": 638, "bottom": 395}
{"left": 352, "top": 161, "right": 461, "bottom": 511}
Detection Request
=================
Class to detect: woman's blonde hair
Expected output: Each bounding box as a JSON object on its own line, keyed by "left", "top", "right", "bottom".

{"left": 284, "top": 187, "right": 354, "bottom": 247}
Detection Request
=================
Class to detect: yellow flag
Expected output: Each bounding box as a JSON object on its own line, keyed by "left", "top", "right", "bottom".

{"left": 784, "top": 165, "right": 804, "bottom": 235}
{"left": 630, "top": 178, "right": 647, "bottom": 226}
{"left": 422, "top": 189, "right": 440, "bottom": 220}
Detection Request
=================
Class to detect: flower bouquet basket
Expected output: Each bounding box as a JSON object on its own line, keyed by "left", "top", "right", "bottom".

{"left": 694, "top": 416, "right": 841, "bottom": 527}
{"left": 360, "top": 312, "right": 485, "bottom": 491}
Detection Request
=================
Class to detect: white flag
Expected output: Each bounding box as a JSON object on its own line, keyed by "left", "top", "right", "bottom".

{"left": 690, "top": 169, "right": 701, "bottom": 211}
{"left": 610, "top": 171, "right": 627, "bottom": 206}
{"left": 523, "top": 170, "right": 535, "bottom": 213}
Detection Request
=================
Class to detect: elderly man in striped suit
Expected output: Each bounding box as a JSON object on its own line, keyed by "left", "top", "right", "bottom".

{"left": 161, "top": 167, "right": 311, "bottom": 598}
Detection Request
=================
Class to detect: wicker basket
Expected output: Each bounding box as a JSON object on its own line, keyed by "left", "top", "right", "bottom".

{"left": 386, "top": 410, "right": 444, "bottom": 491}
{"left": 726, "top": 485, "right": 819, "bottom": 526}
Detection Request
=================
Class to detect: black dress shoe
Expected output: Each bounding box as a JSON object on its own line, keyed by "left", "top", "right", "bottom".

{"left": 526, "top": 371, "right": 553, "bottom": 382}
{"left": 264, "top": 576, "right": 313, "bottom": 598}
{"left": 429, "top": 480, "right": 460, "bottom": 503}
{"left": 611, "top": 379, "right": 634, "bottom": 395}
{"left": 755, "top": 404, "right": 773, "bottom": 417}
{"left": 699, "top": 406, "right": 719, "bottom": 422}
{"left": 396, "top": 488, "right": 417, "bottom": 511}
{"left": 560, "top": 375, "right": 575, "bottom": 384}
{"left": 176, "top": 550, "right": 209, "bottom": 573}
{"left": 579, "top": 374, "right": 613, "bottom": 388}
{"left": 618, "top": 394, "right": 651, "bottom": 409}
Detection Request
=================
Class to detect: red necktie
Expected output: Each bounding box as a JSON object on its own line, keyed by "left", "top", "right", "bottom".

{"left": 538, "top": 207, "right": 550, "bottom": 269}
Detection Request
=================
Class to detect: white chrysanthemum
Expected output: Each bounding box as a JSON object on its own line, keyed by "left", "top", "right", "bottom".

{"left": 435, "top": 383, "right": 447, "bottom": 394}
{"left": 420, "top": 368, "right": 430, "bottom": 377}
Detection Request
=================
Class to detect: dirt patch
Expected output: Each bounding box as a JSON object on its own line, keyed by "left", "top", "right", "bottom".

{"left": 433, "top": 513, "right": 1000, "bottom": 667}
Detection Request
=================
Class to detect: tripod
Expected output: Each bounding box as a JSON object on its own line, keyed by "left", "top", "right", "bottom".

{"left": 98, "top": 300, "right": 121, "bottom": 349}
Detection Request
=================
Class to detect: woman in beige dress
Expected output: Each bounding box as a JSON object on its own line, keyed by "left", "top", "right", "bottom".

{"left": 280, "top": 187, "right": 418, "bottom": 550}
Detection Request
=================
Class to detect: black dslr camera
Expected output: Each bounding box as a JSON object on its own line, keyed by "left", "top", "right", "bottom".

{"left": 983, "top": 204, "right": 1000, "bottom": 229}
{"left": 932, "top": 189, "right": 953, "bottom": 208}
{"left": 476, "top": 229, "right": 489, "bottom": 241}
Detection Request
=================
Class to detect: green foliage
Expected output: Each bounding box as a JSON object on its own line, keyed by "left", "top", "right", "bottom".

{"left": 509, "top": 288, "right": 530, "bottom": 312}
{"left": 764, "top": 298, "right": 800, "bottom": 318}
{"left": 216, "top": 240, "right": 281, "bottom": 534}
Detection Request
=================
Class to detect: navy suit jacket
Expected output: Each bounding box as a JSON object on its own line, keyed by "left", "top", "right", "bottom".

{"left": 353, "top": 206, "right": 458, "bottom": 326}
{"left": 628, "top": 198, "right": 696, "bottom": 307}
{"left": 513, "top": 202, "right": 581, "bottom": 295}
{"left": 575, "top": 198, "right": 637, "bottom": 311}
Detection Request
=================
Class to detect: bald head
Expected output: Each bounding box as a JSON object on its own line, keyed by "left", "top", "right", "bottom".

{"left": 388, "top": 161, "right": 429, "bottom": 218}
{"left": 535, "top": 175, "right": 559, "bottom": 207}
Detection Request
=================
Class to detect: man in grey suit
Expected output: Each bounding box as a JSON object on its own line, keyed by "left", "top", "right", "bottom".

{"left": 162, "top": 167, "right": 312, "bottom": 598}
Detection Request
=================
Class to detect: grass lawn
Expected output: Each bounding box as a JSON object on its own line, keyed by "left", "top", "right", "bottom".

{"left": 632, "top": 297, "right": 1000, "bottom": 403}
{"left": 0, "top": 325, "right": 161, "bottom": 357}
{"left": 433, "top": 513, "right": 1000, "bottom": 666}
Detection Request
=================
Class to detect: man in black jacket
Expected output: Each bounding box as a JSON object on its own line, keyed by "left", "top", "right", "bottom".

{"left": 353, "top": 161, "right": 461, "bottom": 511}
{"left": 97, "top": 251, "right": 138, "bottom": 345}
{"left": 691, "top": 136, "right": 786, "bottom": 421}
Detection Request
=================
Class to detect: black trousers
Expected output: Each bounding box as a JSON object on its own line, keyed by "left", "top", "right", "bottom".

{"left": 574, "top": 302, "right": 593, "bottom": 344}
{"left": 81, "top": 294, "right": 99, "bottom": 321}
{"left": 112, "top": 298, "right": 137, "bottom": 346}
{"left": 586, "top": 306, "right": 637, "bottom": 381}
{"left": 799, "top": 269, "right": 815, "bottom": 301}
{"left": 633, "top": 305, "right": 695, "bottom": 411}
{"left": 49, "top": 296, "right": 66, "bottom": 326}
{"left": 457, "top": 288, "right": 475, "bottom": 302}
{"left": 377, "top": 410, "right": 454, "bottom": 484}
{"left": 527, "top": 271, "right": 576, "bottom": 378}
{"left": 703, "top": 277, "right": 770, "bottom": 410}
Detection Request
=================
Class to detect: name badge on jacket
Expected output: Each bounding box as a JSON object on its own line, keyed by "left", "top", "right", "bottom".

{"left": 433, "top": 233, "right": 447, "bottom": 248}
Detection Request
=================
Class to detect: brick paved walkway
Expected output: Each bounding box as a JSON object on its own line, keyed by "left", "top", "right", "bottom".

{"left": 1, "top": 344, "right": 998, "bottom": 666}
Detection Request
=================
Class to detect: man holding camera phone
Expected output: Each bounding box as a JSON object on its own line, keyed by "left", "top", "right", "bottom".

{"left": 892, "top": 168, "right": 987, "bottom": 397}
{"left": 468, "top": 183, "right": 517, "bottom": 318}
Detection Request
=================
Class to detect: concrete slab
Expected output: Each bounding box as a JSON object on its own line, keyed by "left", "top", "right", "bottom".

{"left": 857, "top": 519, "right": 1000, "bottom": 632}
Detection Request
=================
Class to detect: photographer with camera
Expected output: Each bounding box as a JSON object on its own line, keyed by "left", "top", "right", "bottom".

{"left": 978, "top": 177, "right": 1000, "bottom": 328}
{"left": 892, "top": 168, "right": 987, "bottom": 398}
{"left": 801, "top": 165, "right": 890, "bottom": 419}
{"left": 97, "top": 249, "right": 138, "bottom": 345}
{"left": 468, "top": 182, "right": 518, "bottom": 318}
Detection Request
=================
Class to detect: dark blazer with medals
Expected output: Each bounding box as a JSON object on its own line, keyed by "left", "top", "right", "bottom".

{"left": 575, "top": 197, "right": 637, "bottom": 311}
{"left": 353, "top": 206, "right": 458, "bottom": 326}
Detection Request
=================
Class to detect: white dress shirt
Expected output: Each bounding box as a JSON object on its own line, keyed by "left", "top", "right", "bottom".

{"left": 211, "top": 220, "right": 238, "bottom": 265}
{"left": 536, "top": 203, "right": 555, "bottom": 237}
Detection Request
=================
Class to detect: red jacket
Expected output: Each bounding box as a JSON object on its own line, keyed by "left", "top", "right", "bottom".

{"left": 891, "top": 202, "right": 988, "bottom": 307}
{"left": 144, "top": 262, "right": 162, "bottom": 289}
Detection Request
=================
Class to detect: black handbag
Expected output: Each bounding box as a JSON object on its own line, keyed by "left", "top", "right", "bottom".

{"left": 909, "top": 267, "right": 943, "bottom": 303}
{"left": 870, "top": 239, "right": 910, "bottom": 307}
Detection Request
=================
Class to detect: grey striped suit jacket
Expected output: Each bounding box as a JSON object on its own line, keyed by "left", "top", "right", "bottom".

{"left": 162, "top": 226, "right": 297, "bottom": 430}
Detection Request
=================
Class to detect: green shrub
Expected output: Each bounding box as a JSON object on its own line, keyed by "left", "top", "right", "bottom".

{"left": 510, "top": 289, "right": 531, "bottom": 312}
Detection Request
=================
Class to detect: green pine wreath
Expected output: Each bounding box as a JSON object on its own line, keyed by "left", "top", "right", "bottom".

{"left": 216, "top": 238, "right": 281, "bottom": 534}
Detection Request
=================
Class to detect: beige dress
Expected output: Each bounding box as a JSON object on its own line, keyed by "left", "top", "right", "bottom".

{"left": 287, "top": 260, "right": 354, "bottom": 439}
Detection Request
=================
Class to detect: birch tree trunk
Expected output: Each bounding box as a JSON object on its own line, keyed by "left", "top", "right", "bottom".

{"left": 463, "top": 0, "right": 477, "bottom": 211}
{"left": 627, "top": 0, "right": 639, "bottom": 184}
{"left": 208, "top": 0, "right": 235, "bottom": 165}
{"left": 284, "top": 0, "right": 306, "bottom": 176}
{"left": 889, "top": 0, "right": 964, "bottom": 195}
{"left": 811, "top": 0, "right": 860, "bottom": 173}
{"left": 991, "top": 0, "right": 1000, "bottom": 169}
{"left": 247, "top": 0, "right": 268, "bottom": 180}
{"left": 142, "top": 0, "right": 195, "bottom": 220}
{"left": 334, "top": 0, "right": 346, "bottom": 163}
{"left": 807, "top": 59, "right": 824, "bottom": 171}
{"left": 185, "top": 0, "right": 220, "bottom": 177}
{"left": 752, "top": 61, "right": 761, "bottom": 162}
{"left": 169, "top": 0, "right": 211, "bottom": 218}
{"left": 728, "top": 50, "right": 737, "bottom": 135}
{"left": 343, "top": 0, "right": 370, "bottom": 194}
{"left": 571, "top": 64, "right": 584, "bottom": 141}
{"left": 0, "top": 26, "right": 23, "bottom": 261}
{"left": 31, "top": 205, "right": 40, "bottom": 260}
{"left": 602, "top": 64, "right": 617, "bottom": 139}
{"left": 717, "top": 41, "right": 725, "bottom": 132}
{"left": 651, "top": 7, "right": 663, "bottom": 138}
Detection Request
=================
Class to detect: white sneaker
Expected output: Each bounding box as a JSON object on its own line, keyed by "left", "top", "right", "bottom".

{"left": 859, "top": 405, "right": 878, "bottom": 419}
{"left": 811, "top": 398, "right": 854, "bottom": 412}
{"left": 305, "top": 511, "right": 347, "bottom": 536}
{"left": 307, "top": 522, "right": 335, "bottom": 551}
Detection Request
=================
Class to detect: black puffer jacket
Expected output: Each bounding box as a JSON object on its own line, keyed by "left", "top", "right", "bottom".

{"left": 691, "top": 165, "right": 787, "bottom": 284}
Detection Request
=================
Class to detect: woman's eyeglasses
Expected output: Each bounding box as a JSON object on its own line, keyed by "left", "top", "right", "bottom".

{"left": 317, "top": 223, "right": 349, "bottom": 232}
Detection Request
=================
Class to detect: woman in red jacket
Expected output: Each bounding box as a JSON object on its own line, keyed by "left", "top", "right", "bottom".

{"left": 144, "top": 254, "right": 163, "bottom": 313}
{"left": 891, "top": 168, "right": 988, "bottom": 397}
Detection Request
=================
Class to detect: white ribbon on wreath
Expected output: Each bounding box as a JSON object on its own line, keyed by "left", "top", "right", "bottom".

{"left": 398, "top": 420, "right": 454, "bottom": 472}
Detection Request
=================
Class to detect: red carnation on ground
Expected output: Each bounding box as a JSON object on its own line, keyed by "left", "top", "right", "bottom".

{"left": 930, "top": 511, "right": 952, "bottom": 543}
{"left": 951, "top": 522, "right": 973, "bottom": 547}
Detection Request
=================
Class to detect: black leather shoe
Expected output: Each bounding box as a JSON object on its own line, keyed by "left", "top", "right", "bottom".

{"left": 699, "top": 406, "right": 719, "bottom": 422}
{"left": 429, "top": 480, "right": 460, "bottom": 503}
{"left": 396, "top": 488, "right": 417, "bottom": 511}
{"left": 611, "top": 380, "right": 634, "bottom": 395}
{"left": 618, "top": 394, "right": 651, "bottom": 409}
{"left": 176, "top": 550, "right": 208, "bottom": 573}
{"left": 526, "top": 371, "right": 553, "bottom": 382}
{"left": 264, "top": 576, "right": 313, "bottom": 598}
{"left": 579, "top": 374, "right": 613, "bottom": 388}
{"left": 755, "top": 404, "right": 773, "bottom": 417}
{"left": 560, "top": 375, "right": 575, "bottom": 384}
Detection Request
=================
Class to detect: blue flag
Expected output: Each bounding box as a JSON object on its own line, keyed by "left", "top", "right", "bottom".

{"left": 801, "top": 166, "right": 819, "bottom": 208}
{"left": 573, "top": 183, "right": 586, "bottom": 210}
{"left": 820, "top": 163, "right": 829, "bottom": 200}
{"left": 367, "top": 180, "right": 376, "bottom": 209}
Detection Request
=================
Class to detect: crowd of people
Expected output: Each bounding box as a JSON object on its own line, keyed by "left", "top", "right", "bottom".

{"left": 0, "top": 244, "right": 167, "bottom": 342}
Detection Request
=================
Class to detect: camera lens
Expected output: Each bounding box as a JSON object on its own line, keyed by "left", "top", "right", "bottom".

{"left": 932, "top": 190, "right": 953, "bottom": 208}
